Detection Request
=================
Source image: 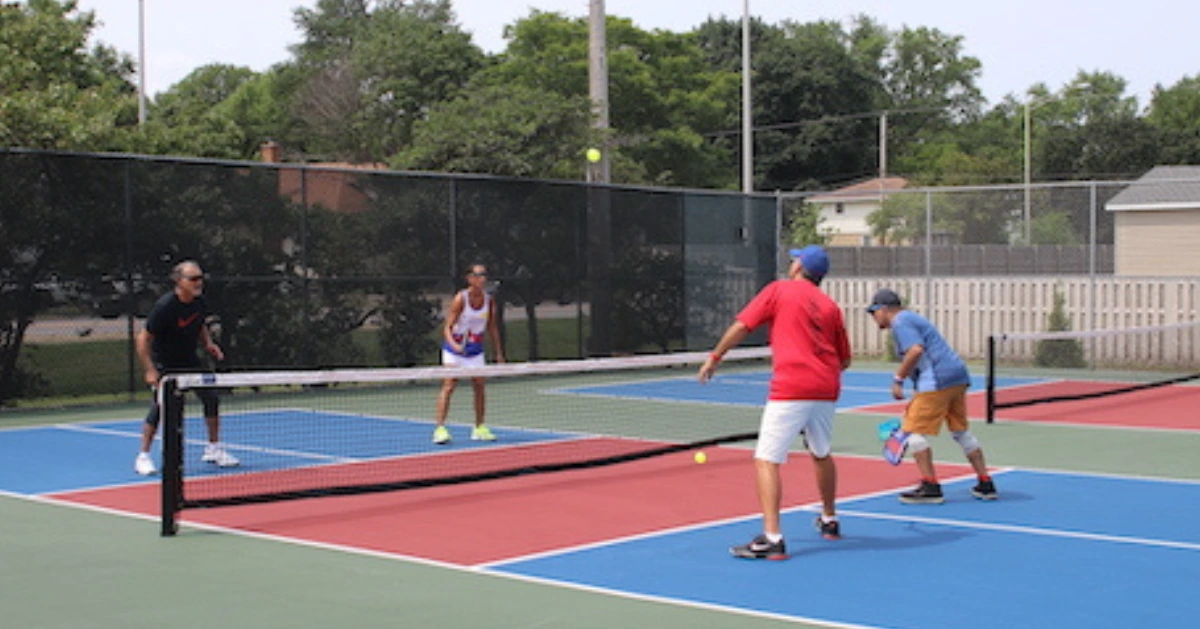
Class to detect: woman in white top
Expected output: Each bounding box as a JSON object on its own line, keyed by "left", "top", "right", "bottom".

{"left": 433, "top": 263, "right": 505, "bottom": 444}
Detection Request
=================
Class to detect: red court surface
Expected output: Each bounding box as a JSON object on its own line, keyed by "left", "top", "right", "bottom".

{"left": 51, "top": 450, "right": 968, "bottom": 566}
{"left": 862, "top": 383, "right": 1200, "bottom": 431}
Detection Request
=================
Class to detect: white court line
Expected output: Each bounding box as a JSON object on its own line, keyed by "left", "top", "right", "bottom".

{"left": 55, "top": 422, "right": 358, "bottom": 464}
{"left": 13, "top": 464, "right": 1197, "bottom": 629}
{"left": 480, "top": 466, "right": 1200, "bottom": 572}
{"left": 1, "top": 490, "right": 880, "bottom": 629}
{"left": 475, "top": 470, "right": 995, "bottom": 569}
{"left": 836, "top": 509, "right": 1200, "bottom": 552}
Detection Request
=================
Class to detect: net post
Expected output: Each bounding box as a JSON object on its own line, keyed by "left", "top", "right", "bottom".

{"left": 985, "top": 334, "right": 996, "bottom": 424}
{"left": 160, "top": 377, "right": 183, "bottom": 537}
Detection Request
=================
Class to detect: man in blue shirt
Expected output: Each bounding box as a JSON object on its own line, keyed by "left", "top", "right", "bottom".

{"left": 868, "top": 288, "right": 997, "bottom": 503}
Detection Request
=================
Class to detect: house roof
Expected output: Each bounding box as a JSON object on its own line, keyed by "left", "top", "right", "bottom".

{"left": 277, "top": 163, "right": 388, "bottom": 213}
{"left": 808, "top": 177, "right": 909, "bottom": 204}
{"left": 1105, "top": 165, "right": 1200, "bottom": 211}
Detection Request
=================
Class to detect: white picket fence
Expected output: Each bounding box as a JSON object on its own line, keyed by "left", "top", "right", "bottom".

{"left": 822, "top": 276, "right": 1200, "bottom": 364}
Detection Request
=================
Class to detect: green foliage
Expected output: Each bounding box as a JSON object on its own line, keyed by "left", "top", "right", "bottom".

{"left": 141, "top": 63, "right": 285, "bottom": 160}
{"left": 391, "top": 83, "right": 593, "bottom": 178}
{"left": 784, "top": 202, "right": 829, "bottom": 245}
{"left": 478, "top": 12, "right": 739, "bottom": 188}
{"left": 1034, "top": 289, "right": 1086, "bottom": 368}
{"left": 0, "top": 151, "right": 131, "bottom": 404}
{"left": 748, "top": 19, "right": 884, "bottom": 191}
{"left": 1030, "top": 211, "right": 1081, "bottom": 245}
{"left": 290, "top": 0, "right": 484, "bottom": 161}
{"left": 378, "top": 290, "right": 440, "bottom": 367}
{"left": 610, "top": 249, "right": 685, "bottom": 353}
{"left": 868, "top": 193, "right": 925, "bottom": 244}
{"left": 1032, "top": 71, "right": 1161, "bottom": 181}
{"left": 1146, "top": 74, "right": 1200, "bottom": 164}
{"left": 0, "top": 0, "right": 137, "bottom": 150}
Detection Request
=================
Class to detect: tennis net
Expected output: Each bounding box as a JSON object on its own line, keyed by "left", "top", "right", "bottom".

{"left": 985, "top": 320, "right": 1200, "bottom": 422}
{"left": 158, "top": 348, "right": 770, "bottom": 535}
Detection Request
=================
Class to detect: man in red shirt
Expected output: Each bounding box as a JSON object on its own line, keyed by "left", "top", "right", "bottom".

{"left": 699, "top": 245, "right": 852, "bottom": 560}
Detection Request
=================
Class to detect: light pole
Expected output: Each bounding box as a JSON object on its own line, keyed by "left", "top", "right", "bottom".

{"left": 1023, "top": 95, "right": 1053, "bottom": 244}
{"left": 1023, "top": 101, "right": 1032, "bottom": 243}
{"left": 587, "top": 0, "right": 609, "bottom": 183}
{"left": 137, "top": 0, "right": 146, "bottom": 125}
{"left": 741, "top": 0, "right": 752, "bottom": 194}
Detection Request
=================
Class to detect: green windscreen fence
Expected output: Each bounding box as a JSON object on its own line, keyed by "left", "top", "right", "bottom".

{"left": 0, "top": 149, "right": 780, "bottom": 405}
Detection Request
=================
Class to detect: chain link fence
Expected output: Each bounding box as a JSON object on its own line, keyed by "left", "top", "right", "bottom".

{"left": 0, "top": 149, "right": 778, "bottom": 406}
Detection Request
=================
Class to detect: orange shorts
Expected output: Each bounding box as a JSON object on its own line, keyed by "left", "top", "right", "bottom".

{"left": 902, "top": 384, "right": 970, "bottom": 435}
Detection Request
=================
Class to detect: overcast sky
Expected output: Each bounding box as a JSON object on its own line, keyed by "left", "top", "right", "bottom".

{"left": 75, "top": 0, "right": 1196, "bottom": 107}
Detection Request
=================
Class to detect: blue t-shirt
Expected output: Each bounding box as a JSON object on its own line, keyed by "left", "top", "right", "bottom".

{"left": 891, "top": 310, "right": 970, "bottom": 392}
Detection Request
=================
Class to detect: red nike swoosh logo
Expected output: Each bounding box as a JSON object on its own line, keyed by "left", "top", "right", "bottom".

{"left": 177, "top": 313, "right": 199, "bottom": 328}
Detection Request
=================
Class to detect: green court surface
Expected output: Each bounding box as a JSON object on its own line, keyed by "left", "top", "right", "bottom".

{"left": 2, "top": 370, "right": 1198, "bottom": 629}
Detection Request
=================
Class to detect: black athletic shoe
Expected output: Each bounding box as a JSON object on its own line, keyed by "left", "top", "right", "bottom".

{"left": 971, "top": 479, "right": 998, "bottom": 500}
{"left": 814, "top": 516, "right": 841, "bottom": 540}
{"left": 730, "top": 534, "right": 788, "bottom": 560}
{"left": 899, "top": 480, "right": 945, "bottom": 504}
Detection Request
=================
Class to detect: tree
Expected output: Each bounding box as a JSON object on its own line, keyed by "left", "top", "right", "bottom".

{"left": 290, "top": 0, "right": 484, "bottom": 161}
{"left": 1036, "top": 72, "right": 1160, "bottom": 180}
{"left": 0, "top": 0, "right": 137, "bottom": 150}
{"left": 867, "top": 193, "right": 925, "bottom": 245}
{"left": 745, "top": 19, "right": 883, "bottom": 191}
{"left": 210, "top": 67, "right": 305, "bottom": 159}
{"left": 390, "top": 83, "right": 594, "bottom": 178}
{"left": 0, "top": 0, "right": 143, "bottom": 402}
{"left": 1146, "top": 75, "right": 1200, "bottom": 164}
{"left": 1035, "top": 289, "right": 1085, "bottom": 368}
{"left": 878, "top": 25, "right": 984, "bottom": 143}
{"left": 0, "top": 152, "right": 130, "bottom": 403}
{"left": 611, "top": 249, "right": 684, "bottom": 353}
{"left": 1030, "top": 211, "right": 1081, "bottom": 245}
{"left": 136, "top": 64, "right": 256, "bottom": 159}
{"left": 692, "top": 16, "right": 985, "bottom": 192}
{"left": 482, "top": 12, "right": 739, "bottom": 188}
{"left": 782, "top": 200, "right": 830, "bottom": 246}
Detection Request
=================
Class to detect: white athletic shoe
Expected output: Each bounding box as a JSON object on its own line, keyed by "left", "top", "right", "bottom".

{"left": 202, "top": 444, "right": 240, "bottom": 467}
{"left": 135, "top": 452, "right": 158, "bottom": 476}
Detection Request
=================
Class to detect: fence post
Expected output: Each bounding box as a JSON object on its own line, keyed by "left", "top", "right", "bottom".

{"left": 985, "top": 334, "right": 996, "bottom": 424}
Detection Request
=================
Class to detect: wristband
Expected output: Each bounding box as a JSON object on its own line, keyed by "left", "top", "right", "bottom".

{"left": 710, "top": 352, "right": 723, "bottom": 363}
{"left": 893, "top": 375, "right": 905, "bottom": 384}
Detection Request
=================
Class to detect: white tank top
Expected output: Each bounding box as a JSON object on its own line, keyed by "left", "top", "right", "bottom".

{"left": 450, "top": 289, "right": 490, "bottom": 354}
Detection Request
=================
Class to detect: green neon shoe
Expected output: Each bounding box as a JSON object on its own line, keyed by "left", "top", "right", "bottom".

{"left": 471, "top": 425, "right": 497, "bottom": 441}
{"left": 432, "top": 425, "right": 451, "bottom": 444}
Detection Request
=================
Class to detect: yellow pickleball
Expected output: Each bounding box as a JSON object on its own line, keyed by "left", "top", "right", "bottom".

{"left": 694, "top": 451, "right": 707, "bottom": 464}
{"left": 586, "top": 148, "right": 602, "bottom": 163}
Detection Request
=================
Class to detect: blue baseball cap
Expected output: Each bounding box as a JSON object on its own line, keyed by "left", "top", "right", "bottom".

{"left": 788, "top": 245, "right": 830, "bottom": 279}
{"left": 866, "top": 288, "right": 902, "bottom": 313}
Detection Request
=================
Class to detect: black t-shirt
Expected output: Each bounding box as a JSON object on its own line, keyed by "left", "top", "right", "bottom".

{"left": 144, "top": 291, "right": 208, "bottom": 369}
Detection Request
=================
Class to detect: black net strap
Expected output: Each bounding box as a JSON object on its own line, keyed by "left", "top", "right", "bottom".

{"left": 180, "top": 431, "right": 758, "bottom": 509}
{"left": 995, "top": 372, "right": 1200, "bottom": 410}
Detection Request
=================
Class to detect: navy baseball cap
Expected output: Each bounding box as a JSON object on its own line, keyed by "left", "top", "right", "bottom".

{"left": 866, "top": 288, "right": 902, "bottom": 313}
{"left": 788, "top": 245, "right": 830, "bottom": 279}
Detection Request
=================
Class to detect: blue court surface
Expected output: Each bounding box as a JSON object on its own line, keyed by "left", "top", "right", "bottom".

{"left": 4, "top": 369, "right": 1198, "bottom": 628}
{"left": 0, "top": 414, "right": 566, "bottom": 495}
{"left": 490, "top": 470, "right": 1200, "bottom": 628}
{"left": 555, "top": 369, "right": 1040, "bottom": 410}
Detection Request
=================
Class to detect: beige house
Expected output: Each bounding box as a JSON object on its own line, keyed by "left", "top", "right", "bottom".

{"left": 1106, "top": 165, "right": 1200, "bottom": 276}
{"left": 807, "top": 177, "right": 908, "bottom": 246}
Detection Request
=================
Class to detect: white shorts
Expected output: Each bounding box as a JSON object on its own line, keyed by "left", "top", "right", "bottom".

{"left": 754, "top": 400, "right": 836, "bottom": 464}
{"left": 441, "top": 350, "right": 485, "bottom": 369}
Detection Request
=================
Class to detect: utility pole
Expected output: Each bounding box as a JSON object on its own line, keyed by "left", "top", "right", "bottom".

{"left": 741, "top": 0, "right": 752, "bottom": 193}
{"left": 138, "top": 0, "right": 146, "bottom": 125}
{"left": 586, "top": 0, "right": 612, "bottom": 355}
{"left": 588, "top": 0, "right": 610, "bottom": 183}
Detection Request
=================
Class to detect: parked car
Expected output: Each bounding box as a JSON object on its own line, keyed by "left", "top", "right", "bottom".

{"left": 88, "top": 276, "right": 163, "bottom": 319}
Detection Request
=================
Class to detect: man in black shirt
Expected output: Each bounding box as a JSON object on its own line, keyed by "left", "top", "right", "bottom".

{"left": 134, "top": 260, "right": 238, "bottom": 475}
